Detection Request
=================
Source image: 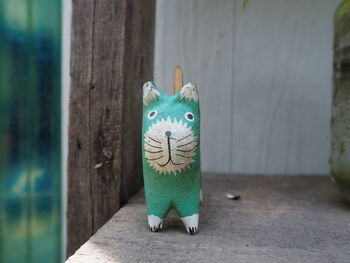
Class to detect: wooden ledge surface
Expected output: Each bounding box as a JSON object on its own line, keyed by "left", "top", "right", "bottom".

{"left": 66, "top": 173, "right": 350, "bottom": 263}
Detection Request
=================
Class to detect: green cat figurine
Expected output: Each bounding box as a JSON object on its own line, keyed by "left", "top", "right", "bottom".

{"left": 142, "top": 81, "right": 201, "bottom": 235}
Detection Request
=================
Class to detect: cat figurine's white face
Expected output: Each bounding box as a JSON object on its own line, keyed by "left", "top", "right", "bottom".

{"left": 144, "top": 116, "right": 197, "bottom": 174}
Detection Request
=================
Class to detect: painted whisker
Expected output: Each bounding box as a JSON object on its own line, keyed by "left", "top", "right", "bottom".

{"left": 176, "top": 146, "right": 196, "bottom": 153}
{"left": 177, "top": 133, "right": 193, "bottom": 142}
{"left": 145, "top": 142, "right": 162, "bottom": 149}
{"left": 176, "top": 154, "right": 192, "bottom": 159}
{"left": 177, "top": 140, "right": 196, "bottom": 148}
{"left": 147, "top": 155, "right": 164, "bottom": 161}
{"left": 145, "top": 149, "right": 163, "bottom": 154}
{"left": 171, "top": 160, "right": 185, "bottom": 165}
{"left": 146, "top": 134, "right": 162, "bottom": 144}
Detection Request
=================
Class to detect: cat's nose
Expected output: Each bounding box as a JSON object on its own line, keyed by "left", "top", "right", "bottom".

{"left": 165, "top": 131, "right": 172, "bottom": 137}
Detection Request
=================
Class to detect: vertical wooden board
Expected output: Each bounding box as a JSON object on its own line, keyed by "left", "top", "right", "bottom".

{"left": 232, "top": 0, "right": 341, "bottom": 174}
{"left": 89, "top": 0, "right": 125, "bottom": 233}
{"left": 67, "top": 0, "right": 94, "bottom": 256}
{"left": 67, "top": 0, "right": 155, "bottom": 256}
{"left": 121, "top": 0, "right": 155, "bottom": 203}
{"left": 154, "top": 0, "right": 235, "bottom": 173}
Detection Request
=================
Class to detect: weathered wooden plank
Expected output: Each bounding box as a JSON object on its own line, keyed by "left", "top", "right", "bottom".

{"left": 155, "top": 0, "right": 342, "bottom": 174}
{"left": 88, "top": 0, "right": 126, "bottom": 236}
{"left": 67, "top": 0, "right": 155, "bottom": 256}
{"left": 120, "top": 1, "right": 155, "bottom": 203}
{"left": 232, "top": 0, "right": 341, "bottom": 174}
{"left": 154, "top": 0, "right": 235, "bottom": 173}
{"left": 66, "top": 173, "right": 350, "bottom": 263}
{"left": 67, "top": 0, "right": 95, "bottom": 257}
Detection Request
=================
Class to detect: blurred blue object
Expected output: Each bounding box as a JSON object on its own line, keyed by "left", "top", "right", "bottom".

{"left": 0, "top": 0, "right": 62, "bottom": 262}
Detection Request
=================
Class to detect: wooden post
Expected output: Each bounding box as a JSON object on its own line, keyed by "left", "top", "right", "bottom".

{"left": 67, "top": 0, "right": 155, "bottom": 256}
{"left": 173, "top": 65, "right": 183, "bottom": 94}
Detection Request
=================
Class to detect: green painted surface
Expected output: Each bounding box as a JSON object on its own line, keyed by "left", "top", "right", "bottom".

{"left": 0, "top": 0, "right": 62, "bottom": 262}
{"left": 142, "top": 83, "right": 201, "bottom": 218}
{"left": 331, "top": 0, "right": 350, "bottom": 202}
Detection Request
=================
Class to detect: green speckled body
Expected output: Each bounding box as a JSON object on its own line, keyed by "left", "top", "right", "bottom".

{"left": 142, "top": 85, "right": 201, "bottom": 219}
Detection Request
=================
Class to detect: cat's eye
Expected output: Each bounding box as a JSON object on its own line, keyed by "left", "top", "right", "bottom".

{"left": 148, "top": 110, "right": 157, "bottom": 120}
{"left": 185, "top": 112, "right": 194, "bottom": 122}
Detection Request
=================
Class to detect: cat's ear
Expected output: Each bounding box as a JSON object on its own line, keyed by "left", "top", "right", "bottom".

{"left": 179, "top": 83, "right": 199, "bottom": 103}
{"left": 143, "top": 81, "right": 161, "bottom": 106}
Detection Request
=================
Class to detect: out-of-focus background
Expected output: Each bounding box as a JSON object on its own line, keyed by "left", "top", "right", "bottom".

{"left": 0, "top": 0, "right": 348, "bottom": 262}
{"left": 154, "top": 0, "right": 342, "bottom": 174}
{"left": 0, "top": 0, "right": 62, "bottom": 262}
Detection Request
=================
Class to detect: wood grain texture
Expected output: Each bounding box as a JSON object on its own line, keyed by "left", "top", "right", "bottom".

{"left": 66, "top": 173, "right": 350, "bottom": 263}
{"left": 232, "top": 0, "right": 341, "bottom": 174}
{"left": 154, "top": 0, "right": 342, "bottom": 174}
{"left": 121, "top": 1, "right": 155, "bottom": 203}
{"left": 155, "top": 0, "right": 235, "bottom": 173}
{"left": 67, "top": 0, "right": 94, "bottom": 256}
{"left": 67, "top": 0, "right": 155, "bottom": 256}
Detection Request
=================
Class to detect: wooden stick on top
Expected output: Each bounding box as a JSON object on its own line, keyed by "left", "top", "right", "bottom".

{"left": 173, "top": 65, "right": 183, "bottom": 94}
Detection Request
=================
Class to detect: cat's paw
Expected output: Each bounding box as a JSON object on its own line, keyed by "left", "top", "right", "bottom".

{"left": 187, "top": 226, "right": 198, "bottom": 235}
{"left": 148, "top": 215, "right": 163, "bottom": 232}
{"left": 181, "top": 214, "right": 199, "bottom": 235}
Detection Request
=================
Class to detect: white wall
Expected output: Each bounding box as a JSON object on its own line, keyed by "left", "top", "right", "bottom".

{"left": 154, "top": 0, "right": 341, "bottom": 175}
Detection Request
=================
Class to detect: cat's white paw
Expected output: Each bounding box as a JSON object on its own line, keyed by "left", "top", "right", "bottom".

{"left": 148, "top": 215, "right": 163, "bottom": 232}
{"left": 181, "top": 214, "right": 199, "bottom": 235}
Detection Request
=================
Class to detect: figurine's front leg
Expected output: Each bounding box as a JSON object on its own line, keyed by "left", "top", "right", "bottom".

{"left": 175, "top": 192, "right": 200, "bottom": 235}
{"left": 148, "top": 215, "right": 163, "bottom": 232}
{"left": 181, "top": 213, "right": 199, "bottom": 235}
{"left": 145, "top": 193, "right": 171, "bottom": 232}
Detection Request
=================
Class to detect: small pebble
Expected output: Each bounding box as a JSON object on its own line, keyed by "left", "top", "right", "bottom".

{"left": 227, "top": 194, "right": 241, "bottom": 200}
